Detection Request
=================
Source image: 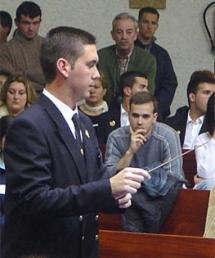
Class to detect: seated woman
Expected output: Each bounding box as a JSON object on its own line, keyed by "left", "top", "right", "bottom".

{"left": 194, "top": 93, "right": 215, "bottom": 190}
{"left": 79, "top": 74, "right": 118, "bottom": 144}
{"left": 0, "top": 74, "right": 37, "bottom": 118}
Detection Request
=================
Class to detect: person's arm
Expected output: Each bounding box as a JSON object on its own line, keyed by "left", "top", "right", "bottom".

{"left": 105, "top": 128, "right": 147, "bottom": 174}
{"left": 5, "top": 117, "right": 149, "bottom": 216}
{"left": 162, "top": 125, "right": 185, "bottom": 180}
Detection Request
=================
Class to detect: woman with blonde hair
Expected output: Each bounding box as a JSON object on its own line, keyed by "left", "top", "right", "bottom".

{"left": 0, "top": 74, "right": 37, "bottom": 117}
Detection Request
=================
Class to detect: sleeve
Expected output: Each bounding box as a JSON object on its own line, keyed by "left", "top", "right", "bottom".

{"left": 0, "top": 45, "right": 16, "bottom": 75}
{"left": 162, "top": 127, "right": 185, "bottom": 181}
{"left": 4, "top": 117, "right": 117, "bottom": 217}
{"left": 104, "top": 131, "right": 128, "bottom": 177}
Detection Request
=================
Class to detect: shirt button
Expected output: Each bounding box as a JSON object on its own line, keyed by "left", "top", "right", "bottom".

{"left": 95, "top": 234, "right": 99, "bottom": 241}
{"left": 79, "top": 215, "right": 83, "bottom": 221}
{"left": 82, "top": 235, "right": 85, "bottom": 241}
{"left": 95, "top": 215, "right": 99, "bottom": 221}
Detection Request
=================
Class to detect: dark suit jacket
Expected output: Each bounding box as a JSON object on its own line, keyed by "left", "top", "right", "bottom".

{"left": 165, "top": 106, "right": 207, "bottom": 146}
{"left": 2, "top": 95, "right": 117, "bottom": 258}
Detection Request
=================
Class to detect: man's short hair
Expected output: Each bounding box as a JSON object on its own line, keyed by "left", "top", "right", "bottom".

{"left": 187, "top": 70, "right": 215, "bottom": 105}
{"left": 119, "top": 71, "right": 148, "bottom": 96}
{"left": 138, "top": 6, "right": 159, "bottom": 22}
{"left": 112, "top": 12, "right": 138, "bottom": 31}
{"left": 0, "top": 11, "right": 12, "bottom": 35}
{"left": 16, "top": 1, "right": 42, "bottom": 21}
{"left": 40, "top": 26, "right": 96, "bottom": 83}
{"left": 129, "top": 91, "right": 158, "bottom": 113}
{"left": 205, "top": 92, "right": 215, "bottom": 136}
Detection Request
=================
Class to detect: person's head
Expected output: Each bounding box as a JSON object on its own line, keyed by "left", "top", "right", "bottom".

{"left": 120, "top": 71, "right": 148, "bottom": 99}
{"left": 0, "top": 115, "right": 14, "bottom": 151}
{"left": 205, "top": 93, "right": 215, "bottom": 137}
{"left": 129, "top": 91, "right": 158, "bottom": 136}
{"left": 0, "top": 74, "right": 37, "bottom": 116}
{"left": 86, "top": 73, "right": 107, "bottom": 107}
{"left": 0, "top": 71, "right": 10, "bottom": 90}
{"left": 111, "top": 13, "right": 138, "bottom": 54}
{"left": 187, "top": 70, "right": 215, "bottom": 117}
{"left": 40, "top": 26, "right": 99, "bottom": 102}
{"left": 0, "top": 11, "right": 12, "bottom": 43}
{"left": 15, "top": 1, "right": 41, "bottom": 39}
{"left": 138, "top": 7, "right": 159, "bottom": 42}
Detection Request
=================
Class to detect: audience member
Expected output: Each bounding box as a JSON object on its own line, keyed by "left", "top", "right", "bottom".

{"left": 2, "top": 26, "right": 150, "bottom": 258}
{"left": 79, "top": 74, "right": 117, "bottom": 144}
{"left": 109, "top": 70, "right": 149, "bottom": 128}
{"left": 165, "top": 70, "right": 215, "bottom": 149}
{"left": 0, "top": 1, "right": 45, "bottom": 94}
{"left": 193, "top": 93, "right": 215, "bottom": 190}
{"left": 105, "top": 91, "right": 185, "bottom": 233}
{"left": 0, "top": 11, "right": 12, "bottom": 45}
{"left": 136, "top": 7, "right": 177, "bottom": 120}
{"left": 0, "top": 74, "right": 37, "bottom": 118}
{"left": 98, "top": 12, "right": 156, "bottom": 104}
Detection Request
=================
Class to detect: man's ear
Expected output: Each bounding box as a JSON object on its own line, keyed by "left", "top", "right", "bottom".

{"left": 189, "top": 92, "right": 196, "bottom": 104}
{"left": 153, "top": 112, "right": 158, "bottom": 122}
{"left": 15, "top": 18, "right": 18, "bottom": 27}
{"left": 56, "top": 58, "right": 70, "bottom": 78}
{"left": 123, "top": 86, "right": 132, "bottom": 97}
{"left": 111, "top": 30, "right": 115, "bottom": 41}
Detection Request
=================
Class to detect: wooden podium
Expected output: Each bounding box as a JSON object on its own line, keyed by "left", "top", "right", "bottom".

{"left": 99, "top": 189, "right": 215, "bottom": 258}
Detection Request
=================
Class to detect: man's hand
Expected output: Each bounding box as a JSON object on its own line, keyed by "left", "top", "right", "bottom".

{"left": 129, "top": 128, "right": 147, "bottom": 154}
{"left": 110, "top": 167, "right": 150, "bottom": 208}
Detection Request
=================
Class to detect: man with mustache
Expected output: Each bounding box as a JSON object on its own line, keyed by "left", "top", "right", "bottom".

{"left": 98, "top": 12, "right": 156, "bottom": 105}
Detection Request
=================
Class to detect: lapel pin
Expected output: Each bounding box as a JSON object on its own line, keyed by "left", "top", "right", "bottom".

{"left": 85, "top": 130, "right": 90, "bottom": 138}
{"left": 109, "top": 120, "right": 116, "bottom": 127}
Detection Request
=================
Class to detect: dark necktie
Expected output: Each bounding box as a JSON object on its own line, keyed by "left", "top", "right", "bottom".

{"left": 72, "top": 113, "right": 84, "bottom": 155}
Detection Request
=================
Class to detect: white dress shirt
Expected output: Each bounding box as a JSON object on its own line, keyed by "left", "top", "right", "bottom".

{"left": 195, "top": 132, "right": 215, "bottom": 179}
{"left": 43, "top": 89, "right": 78, "bottom": 137}
{"left": 120, "top": 104, "right": 129, "bottom": 127}
{"left": 183, "top": 112, "right": 204, "bottom": 149}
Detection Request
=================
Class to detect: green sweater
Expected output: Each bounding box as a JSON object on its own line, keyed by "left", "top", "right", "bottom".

{"left": 98, "top": 44, "right": 156, "bottom": 103}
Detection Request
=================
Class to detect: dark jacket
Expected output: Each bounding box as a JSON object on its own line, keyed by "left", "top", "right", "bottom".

{"left": 165, "top": 106, "right": 207, "bottom": 146}
{"left": 2, "top": 94, "right": 117, "bottom": 258}
{"left": 136, "top": 39, "right": 177, "bottom": 120}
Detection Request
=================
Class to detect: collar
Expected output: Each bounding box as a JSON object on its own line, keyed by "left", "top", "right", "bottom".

{"left": 43, "top": 89, "right": 79, "bottom": 122}
{"left": 116, "top": 46, "right": 133, "bottom": 59}
{"left": 187, "top": 111, "right": 204, "bottom": 124}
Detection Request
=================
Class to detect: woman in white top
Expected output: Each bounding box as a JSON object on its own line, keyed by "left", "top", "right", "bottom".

{"left": 194, "top": 93, "right": 215, "bottom": 190}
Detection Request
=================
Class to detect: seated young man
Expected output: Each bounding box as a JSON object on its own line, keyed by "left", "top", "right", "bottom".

{"left": 165, "top": 70, "right": 215, "bottom": 149}
{"left": 105, "top": 91, "right": 185, "bottom": 233}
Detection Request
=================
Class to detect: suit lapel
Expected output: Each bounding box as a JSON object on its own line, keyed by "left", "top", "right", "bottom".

{"left": 38, "top": 94, "right": 87, "bottom": 183}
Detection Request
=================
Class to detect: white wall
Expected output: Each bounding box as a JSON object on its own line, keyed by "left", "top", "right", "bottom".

{"left": 1, "top": 0, "right": 214, "bottom": 114}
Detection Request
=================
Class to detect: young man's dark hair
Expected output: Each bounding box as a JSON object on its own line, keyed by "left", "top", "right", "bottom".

{"left": 40, "top": 26, "right": 96, "bottom": 83}
{"left": 16, "top": 1, "right": 42, "bottom": 21}
{"left": 119, "top": 71, "right": 148, "bottom": 96}
{"left": 138, "top": 6, "right": 159, "bottom": 22}
{"left": 129, "top": 91, "right": 158, "bottom": 113}
{"left": 0, "top": 11, "right": 12, "bottom": 36}
{"left": 186, "top": 70, "right": 215, "bottom": 106}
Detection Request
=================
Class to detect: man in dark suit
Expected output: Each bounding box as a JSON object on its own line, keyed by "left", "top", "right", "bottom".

{"left": 165, "top": 70, "right": 215, "bottom": 149}
{"left": 1, "top": 26, "right": 149, "bottom": 258}
{"left": 136, "top": 6, "right": 177, "bottom": 120}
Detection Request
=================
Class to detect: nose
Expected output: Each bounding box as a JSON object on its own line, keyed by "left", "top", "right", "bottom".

{"left": 122, "top": 31, "right": 127, "bottom": 39}
{"left": 93, "top": 66, "right": 100, "bottom": 79}
{"left": 13, "top": 92, "right": 19, "bottom": 99}
{"left": 137, "top": 116, "right": 143, "bottom": 125}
